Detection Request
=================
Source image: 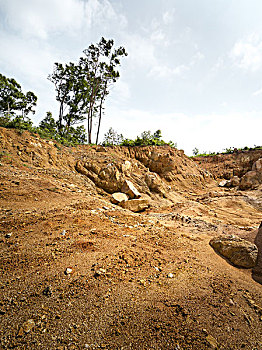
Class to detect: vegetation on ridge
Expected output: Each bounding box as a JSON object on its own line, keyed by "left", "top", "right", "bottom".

{"left": 0, "top": 37, "right": 127, "bottom": 146}
{"left": 102, "top": 127, "right": 177, "bottom": 147}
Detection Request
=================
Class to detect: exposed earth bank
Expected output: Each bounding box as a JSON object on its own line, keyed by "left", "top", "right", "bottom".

{"left": 0, "top": 127, "right": 262, "bottom": 350}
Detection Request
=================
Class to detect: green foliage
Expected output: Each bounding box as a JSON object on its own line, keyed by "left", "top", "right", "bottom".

{"left": 48, "top": 37, "right": 127, "bottom": 144}
{"left": 122, "top": 130, "right": 176, "bottom": 147}
{"left": 103, "top": 129, "right": 177, "bottom": 148}
{"left": 0, "top": 113, "right": 36, "bottom": 134}
{"left": 39, "top": 112, "right": 57, "bottom": 135}
{"left": 0, "top": 73, "right": 37, "bottom": 118}
{"left": 102, "top": 127, "right": 123, "bottom": 146}
{"left": 0, "top": 73, "right": 37, "bottom": 134}
{"left": 191, "top": 145, "right": 262, "bottom": 157}
{"left": 36, "top": 112, "right": 87, "bottom": 145}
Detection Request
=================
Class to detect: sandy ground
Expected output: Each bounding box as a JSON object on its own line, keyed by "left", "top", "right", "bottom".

{"left": 1, "top": 160, "right": 262, "bottom": 350}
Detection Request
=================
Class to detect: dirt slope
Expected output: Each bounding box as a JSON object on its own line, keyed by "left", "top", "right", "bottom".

{"left": 0, "top": 128, "right": 262, "bottom": 350}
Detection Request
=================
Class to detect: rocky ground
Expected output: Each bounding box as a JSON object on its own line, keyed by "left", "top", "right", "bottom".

{"left": 0, "top": 127, "right": 262, "bottom": 349}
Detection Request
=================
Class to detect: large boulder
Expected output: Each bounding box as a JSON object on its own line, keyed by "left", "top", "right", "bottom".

{"left": 239, "top": 158, "right": 262, "bottom": 190}
{"left": 121, "top": 180, "right": 141, "bottom": 199}
{"left": 210, "top": 235, "right": 258, "bottom": 268}
{"left": 120, "top": 198, "right": 149, "bottom": 212}
{"left": 239, "top": 171, "right": 260, "bottom": 190}
{"left": 111, "top": 192, "right": 129, "bottom": 204}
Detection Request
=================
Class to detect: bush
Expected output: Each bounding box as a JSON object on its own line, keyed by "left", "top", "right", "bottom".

{"left": 112, "top": 129, "right": 176, "bottom": 148}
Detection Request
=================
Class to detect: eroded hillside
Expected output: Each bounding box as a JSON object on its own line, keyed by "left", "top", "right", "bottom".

{"left": 0, "top": 127, "right": 262, "bottom": 350}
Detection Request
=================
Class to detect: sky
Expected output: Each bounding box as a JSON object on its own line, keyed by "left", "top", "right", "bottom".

{"left": 0, "top": 0, "right": 262, "bottom": 155}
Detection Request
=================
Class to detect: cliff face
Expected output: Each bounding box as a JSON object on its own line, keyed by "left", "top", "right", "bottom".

{"left": 0, "top": 128, "right": 214, "bottom": 206}
{"left": 0, "top": 127, "right": 75, "bottom": 170}
{"left": 193, "top": 149, "right": 262, "bottom": 180}
{"left": 194, "top": 149, "right": 262, "bottom": 190}
{"left": 75, "top": 145, "right": 212, "bottom": 204}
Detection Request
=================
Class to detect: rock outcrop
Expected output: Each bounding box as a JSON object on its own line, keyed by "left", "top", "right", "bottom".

{"left": 194, "top": 150, "right": 262, "bottom": 190}
{"left": 210, "top": 235, "right": 258, "bottom": 268}
{"left": 74, "top": 145, "right": 213, "bottom": 203}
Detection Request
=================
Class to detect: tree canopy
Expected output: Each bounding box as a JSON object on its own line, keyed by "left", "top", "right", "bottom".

{"left": 0, "top": 73, "right": 37, "bottom": 118}
{"left": 48, "top": 37, "right": 127, "bottom": 144}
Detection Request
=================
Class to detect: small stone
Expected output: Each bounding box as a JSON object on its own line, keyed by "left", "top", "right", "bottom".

{"left": 218, "top": 180, "right": 230, "bottom": 187}
{"left": 65, "top": 268, "right": 73, "bottom": 275}
{"left": 18, "top": 319, "right": 35, "bottom": 336}
{"left": 94, "top": 268, "right": 106, "bottom": 277}
{"left": 202, "top": 328, "right": 208, "bottom": 335}
{"left": 61, "top": 230, "right": 66, "bottom": 236}
{"left": 5, "top": 233, "right": 12, "bottom": 238}
{"left": 167, "top": 273, "right": 174, "bottom": 278}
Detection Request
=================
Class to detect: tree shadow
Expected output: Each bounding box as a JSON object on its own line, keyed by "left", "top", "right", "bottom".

{"left": 252, "top": 221, "right": 262, "bottom": 284}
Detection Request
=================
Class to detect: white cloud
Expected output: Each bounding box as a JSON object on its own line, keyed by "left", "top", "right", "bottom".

{"left": 148, "top": 49, "right": 203, "bottom": 79}
{"left": 230, "top": 33, "right": 262, "bottom": 71}
{"left": 124, "top": 34, "right": 157, "bottom": 69}
{"left": 108, "top": 79, "right": 131, "bottom": 106}
{"left": 148, "top": 64, "right": 188, "bottom": 78}
{"left": 162, "top": 9, "right": 175, "bottom": 25}
{"left": 253, "top": 87, "right": 262, "bottom": 96}
{"left": 150, "top": 29, "right": 166, "bottom": 43}
{"left": 0, "top": 0, "right": 127, "bottom": 40}
{"left": 0, "top": 0, "right": 84, "bottom": 39}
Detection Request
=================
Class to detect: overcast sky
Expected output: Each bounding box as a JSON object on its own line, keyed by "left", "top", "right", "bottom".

{"left": 0, "top": 0, "right": 262, "bottom": 154}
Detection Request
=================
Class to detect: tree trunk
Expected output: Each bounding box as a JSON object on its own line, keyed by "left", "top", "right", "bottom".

{"left": 96, "top": 81, "right": 107, "bottom": 145}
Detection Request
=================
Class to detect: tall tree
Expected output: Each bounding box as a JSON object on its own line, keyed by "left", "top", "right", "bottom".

{"left": 0, "top": 73, "right": 37, "bottom": 118}
{"left": 48, "top": 37, "right": 127, "bottom": 144}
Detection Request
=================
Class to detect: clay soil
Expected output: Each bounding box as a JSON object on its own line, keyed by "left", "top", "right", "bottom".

{"left": 1, "top": 129, "right": 262, "bottom": 350}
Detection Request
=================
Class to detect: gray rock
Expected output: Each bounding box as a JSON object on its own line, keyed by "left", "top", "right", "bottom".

{"left": 210, "top": 235, "right": 258, "bottom": 268}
